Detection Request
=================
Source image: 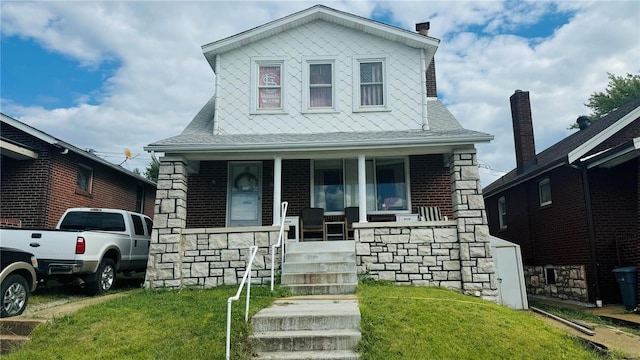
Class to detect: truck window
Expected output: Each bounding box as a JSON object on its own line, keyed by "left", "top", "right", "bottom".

{"left": 59, "top": 212, "right": 126, "bottom": 231}
{"left": 131, "top": 215, "right": 145, "bottom": 236}
{"left": 144, "top": 218, "right": 153, "bottom": 236}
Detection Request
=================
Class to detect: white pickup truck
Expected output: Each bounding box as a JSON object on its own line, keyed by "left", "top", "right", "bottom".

{"left": 0, "top": 208, "right": 152, "bottom": 294}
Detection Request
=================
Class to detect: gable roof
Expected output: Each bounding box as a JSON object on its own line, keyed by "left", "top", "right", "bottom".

{"left": 1, "top": 113, "right": 156, "bottom": 186}
{"left": 201, "top": 4, "right": 439, "bottom": 71}
{"left": 484, "top": 95, "right": 640, "bottom": 196}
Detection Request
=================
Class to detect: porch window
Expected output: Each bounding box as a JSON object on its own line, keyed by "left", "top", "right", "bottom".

{"left": 312, "top": 157, "right": 408, "bottom": 214}
{"left": 498, "top": 196, "right": 506, "bottom": 229}
{"left": 539, "top": 178, "right": 552, "bottom": 206}
{"left": 354, "top": 58, "right": 387, "bottom": 111}
{"left": 251, "top": 58, "right": 285, "bottom": 113}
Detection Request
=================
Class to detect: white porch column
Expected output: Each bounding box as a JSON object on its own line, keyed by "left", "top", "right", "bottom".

{"left": 272, "top": 156, "right": 283, "bottom": 226}
{"left": 358, "top": 154, "right": 368, "bottom": 223}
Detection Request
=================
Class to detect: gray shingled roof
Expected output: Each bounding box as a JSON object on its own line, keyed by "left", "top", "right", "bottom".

{"left": 145, "top": 98, "right": 492, "bottom": 153}
{"left": 484, "top": 95, "right": 640, "bottom": 195}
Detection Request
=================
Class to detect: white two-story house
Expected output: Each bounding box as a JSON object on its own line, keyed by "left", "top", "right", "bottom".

{"left": 144, "top": 5, "right": 497, "bottom": 301}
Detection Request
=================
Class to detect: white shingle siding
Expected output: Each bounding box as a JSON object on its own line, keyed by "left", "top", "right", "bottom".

{"left": 215, "top": 20, "right": 425, "bottom": 135}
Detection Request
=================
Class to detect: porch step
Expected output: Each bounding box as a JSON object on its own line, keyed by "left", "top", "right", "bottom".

{"left": 254, "top": 350, "right": 360, "bottom": 360}
{"left": 285, "top": 283, "right": 357, "bottom": 295}
{"left": 252, "top": 329, "right": 361, "bottom": 352}
{"left": 250, "top": 296, "right": 360, "bottom": 359}
{"left": 282, "top": 272, "right": 357, "bottom": 285}
{"left": 282, "top": 241, "right": 357, "bottom": 296}
{"left": 283, "top": 261, "right": 355, "bottom": 273}
{"left": 0, "top": 318, "right": 46, "bottom": 355}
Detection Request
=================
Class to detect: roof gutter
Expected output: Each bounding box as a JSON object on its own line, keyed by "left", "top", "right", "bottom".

{"left": 144, "top": 134, "right": 494, "bottom": 153}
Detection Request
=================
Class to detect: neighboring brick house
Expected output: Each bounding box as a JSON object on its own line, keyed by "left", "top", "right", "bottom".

{"left": 484, "top": 91, "right": 640, "bottom": 305}
{"left": 143, "top": 5, "right": 498, "bottom": 301}
{"left": 1, "top": 113, "right": 156, "bottom": 228}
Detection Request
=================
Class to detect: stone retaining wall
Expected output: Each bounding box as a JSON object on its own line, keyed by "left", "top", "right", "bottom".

{"left": 524, "top": 265, "right": 588, "bottom": 302}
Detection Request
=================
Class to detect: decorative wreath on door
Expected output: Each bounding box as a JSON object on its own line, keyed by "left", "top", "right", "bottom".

{"left": 234, "top": 172, "right": 258, "bottom": 191}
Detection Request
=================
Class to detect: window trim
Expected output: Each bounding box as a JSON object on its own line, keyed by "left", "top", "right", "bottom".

{"left": 498, "top": 196, "right": 507, "bottom": 229}
{"left": 76, "top": 163, "right": 93, "bottom": 195}
{"left": 539, "top": 178, "right": 552, "bottom": 207}
{"left": 250, "top": 57, "right": 287, "bottom": 114}
{"left": 353, "top": 56, "right": 389, "bottom": 112}
{"left": 310, "top": 157, "right": 410, "bottom": 215}
{"left": 302, "top": 57, "right": 337, "bottom": 113}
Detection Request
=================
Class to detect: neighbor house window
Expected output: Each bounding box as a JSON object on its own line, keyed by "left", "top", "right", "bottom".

{"left": 498, "top": 196, "right": 507, "bottom": 229}
{"left": 539, "top": 178, "right": 552, "bottom": 206}
{"left": 354, "top": 58, "right": 387, "bottom": 111}
{"left": 136, "top": 185, "right": 144, "bottom": 213}
{"left": 303, "top": 59, "right": 335, "bottom": 112}
{"left": 76, "top": 164, "right": 93, "bottom": 194}
{"left": 312, "top": 157, "right": 408, "bottom": 214}
{"left": 251, "top": 58, "right": 285, "bottom": 113}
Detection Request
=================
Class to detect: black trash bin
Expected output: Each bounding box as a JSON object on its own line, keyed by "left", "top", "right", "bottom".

{"left": 612, "top": 266, "right": 638, "bottom": 311}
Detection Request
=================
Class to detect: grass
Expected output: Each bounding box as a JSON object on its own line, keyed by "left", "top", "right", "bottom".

{"left": 7, "top": 281, "right": 626, "bottom": 360}
{"left": 357, "top": 282, "right": 611, "bottom": 360}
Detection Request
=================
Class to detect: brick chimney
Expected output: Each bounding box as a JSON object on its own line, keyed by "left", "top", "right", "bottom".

{"left": 416, "top": 22, "right": 437, "bottom": 97}
{"left": 510, "top": 90, "right": 536, "bottom": 171}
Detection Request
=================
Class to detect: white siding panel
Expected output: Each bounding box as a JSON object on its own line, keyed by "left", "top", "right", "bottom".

{"left": 216, "top": 20, "right": 425, "bottom": 135}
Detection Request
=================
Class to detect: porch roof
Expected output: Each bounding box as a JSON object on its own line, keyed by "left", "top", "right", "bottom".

{"left": 145, "top": 98, "right": 493, "bottom": 159}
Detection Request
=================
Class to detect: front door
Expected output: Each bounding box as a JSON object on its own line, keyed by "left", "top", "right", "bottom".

{"left": 227, "top": 162, "right": 262, "bottom": 227}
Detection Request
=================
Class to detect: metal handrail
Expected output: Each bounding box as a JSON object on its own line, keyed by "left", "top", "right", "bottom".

{"left": 225, "top": 245, "right": 258, "bottom": 360}
{"left": 271, "top": 201, "right": 288, "bottom": 292}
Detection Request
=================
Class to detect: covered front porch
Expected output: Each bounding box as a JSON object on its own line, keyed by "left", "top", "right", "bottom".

{"left": 143, "top": 148, "right": 498, "bottom": 301}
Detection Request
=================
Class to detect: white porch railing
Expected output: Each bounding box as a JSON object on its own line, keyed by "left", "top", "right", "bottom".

{"left": 225, "top": 201, "right": 288, "bottom": 360}
{"left": 225, "top": 245, "right": 258, "bottom": 360}
{"left": 271, "top": 201, "right": 288, "bottom": 292}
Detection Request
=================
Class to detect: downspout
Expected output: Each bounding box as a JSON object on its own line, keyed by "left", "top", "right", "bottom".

{"left": 213, "top": 54, "right": 221, "bottom": 135}
{"left": 580, "top": 165, "right": 601, "bottom": 302}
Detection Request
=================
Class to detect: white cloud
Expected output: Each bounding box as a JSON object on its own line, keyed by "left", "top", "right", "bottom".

{"left": 1, "top": 0, "right": 639, "bottom": 184}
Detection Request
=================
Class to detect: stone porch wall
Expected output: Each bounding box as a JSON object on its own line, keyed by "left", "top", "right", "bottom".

{"left": 145, "top": 227, "right": 283, "bottom": 289}
{"left": 355, "top": 222, "right": 462, "bottom": 289}
{"left": 524, "top": 265, "right": 588, "bottom": 303}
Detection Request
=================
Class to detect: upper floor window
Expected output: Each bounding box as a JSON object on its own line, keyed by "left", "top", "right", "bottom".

{"left": 251, "top": 58, "right": 285, "bottom": 113}
{"left": 303, "top": 58, "right": 336, "bottom": 112}
{"left": 76, "top": 164, "right": 93, "bottom": 195}
{"left": 498, "top": 196, "right": 507, "bottom": 229}
{"left": 539, "top": 178, "right": 552, "bottom": 206}
{"left": 354, "top": 57, "right": 387, "bottom": 111}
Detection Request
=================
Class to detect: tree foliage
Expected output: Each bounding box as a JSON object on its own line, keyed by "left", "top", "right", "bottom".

{"left": 586, "top": 73, "right": 640, "bottom": 119}
{"left": 144, "top": 161, "right": 159, "bottom": 182}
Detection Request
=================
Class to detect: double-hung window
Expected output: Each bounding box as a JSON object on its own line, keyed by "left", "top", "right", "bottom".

{"left": 354, "top": 57, "right": 387, "bottom": 111}
{"left": 312, "top": 157, "right": 408, "bottom": 214}
{"left": 76, "top": 164, "right": 93, "bottom": 195}
{"left": 303, "top": 58, "right": 335, "bottom": 112}
{"left": 251, "top": 58, "right": 285, "bottom": 113}
{"left": 539, "top": 178, "right": 552, "bottom": 206}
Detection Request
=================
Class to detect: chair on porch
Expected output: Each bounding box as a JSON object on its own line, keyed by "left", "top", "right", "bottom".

{"left": 300, "top": 207, "right": 326, "bottom": 241}
{"left": 344, "top": 207, "right": 359, "bottom": 240}
{"left": 418, "top": 206, "right": 444, "bottom": 221}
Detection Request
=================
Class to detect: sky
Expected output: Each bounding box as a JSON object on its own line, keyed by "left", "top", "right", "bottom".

{"left": 1, "top": 0, "right": 639, "bottom": 186}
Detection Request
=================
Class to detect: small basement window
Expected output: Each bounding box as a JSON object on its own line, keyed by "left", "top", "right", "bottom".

{"left": 544, "top": 265, "right": 556, "bottom": 284}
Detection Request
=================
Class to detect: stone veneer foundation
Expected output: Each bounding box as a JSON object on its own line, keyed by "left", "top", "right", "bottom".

{"left": 524, "top": 265, "right": 589, "bottom": 303}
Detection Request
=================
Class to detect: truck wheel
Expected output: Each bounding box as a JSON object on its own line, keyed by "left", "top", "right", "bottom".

{"left": 1, "top": 274, "right": 30, "bottom": 317}
{"left": 89, "top": 258, "right": 116, "bottom": 295}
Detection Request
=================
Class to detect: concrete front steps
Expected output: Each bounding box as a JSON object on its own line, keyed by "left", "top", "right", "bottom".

{"left": 0, "top": 318, "right": 45, "bottom": 354}
{"left": 250, "top": 295, "right": 361, "bottom": 360}
{"left": 282, "top": 240, "right": 357, "bottom": 295}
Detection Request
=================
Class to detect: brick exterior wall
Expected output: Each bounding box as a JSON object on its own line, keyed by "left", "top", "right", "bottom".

{"left": 184, "top": 156, "right": 453, "bottom": 228}
{"left": 486, "top": 160, "right": 640, "bottom": 304}
{"left": 1, "top": 123, "right": 156, "bottom": 228}
{"left": 426, "top": 58, "right": 437, "bottom": 98}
